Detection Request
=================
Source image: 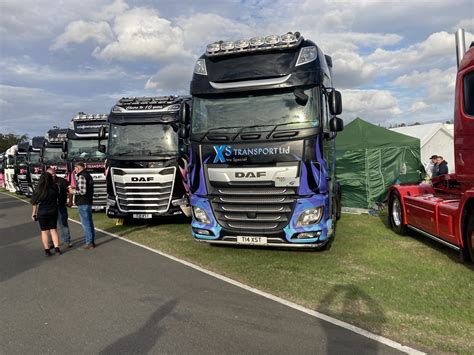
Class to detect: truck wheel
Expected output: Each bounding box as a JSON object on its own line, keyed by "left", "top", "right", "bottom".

{"left": 461, "top": 215, "right": 474, "bottom": 263}
{"left": 389, "top": 191, "right": 407, "bottom": 235}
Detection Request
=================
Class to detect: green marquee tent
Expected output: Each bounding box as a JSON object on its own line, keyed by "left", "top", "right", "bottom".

{"left": 335, "top": 118, "right": 423, "bottom": 209}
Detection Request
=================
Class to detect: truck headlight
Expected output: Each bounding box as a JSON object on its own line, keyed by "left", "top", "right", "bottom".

{"left": 193, "top": 206, "right": 211, "bottom": 224}
{"left": 296, "top": 207, "right": 323, "bottom": 226}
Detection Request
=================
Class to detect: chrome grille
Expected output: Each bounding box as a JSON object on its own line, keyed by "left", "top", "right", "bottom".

{"left": 18, "top": 176, "right": 30, "bottom": 194}
{"left": 93, "top": 177, "right": 107, "bottom": 208}
{"left": 111, "top": 167, "right": 175, "bottom": 213}
{"left": 211, "top": 186, "right": 297, "bottom": 232}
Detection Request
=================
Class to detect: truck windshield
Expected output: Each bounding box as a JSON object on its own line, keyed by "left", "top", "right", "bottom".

{"left": 43, "top": 148, "right": 62, "bottom": 162}
{"left": 15, "top": 155, "right": 26, "bottom": 164}
{"left": 192, "top": 89, "right": 318, "bottom": 134}
{"left": 108, "top": 123, "right": 178, "bottom": 157}
{"left": 68, "top": 139, "right": 106, "bottom": 160}
{"left": 29, "top": 152, "right": 41, "bottom": 164}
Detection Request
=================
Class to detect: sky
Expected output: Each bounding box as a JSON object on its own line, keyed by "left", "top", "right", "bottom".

{"left": 0, "top": 0, "right": 473, "bottom": 137}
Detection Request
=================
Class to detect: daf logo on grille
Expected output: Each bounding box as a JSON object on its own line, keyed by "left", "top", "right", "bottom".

{"left": 235, "top": 172, "right": 266, "bottom": 178}
{"left": 131, "top": 177, "right": 154, "bottom": 182}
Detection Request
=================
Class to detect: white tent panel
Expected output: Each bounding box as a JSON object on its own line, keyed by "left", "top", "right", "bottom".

{"left": 390, "top": 123, "right": 454, "bottom": 173}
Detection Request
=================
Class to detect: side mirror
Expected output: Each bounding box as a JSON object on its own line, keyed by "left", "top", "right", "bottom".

{"left": 62, "top": 141, "right": 67, "bottom": 152}
{"left": 178, "top": 126, "right": 189, "bottom": 140}
{"left": 329, "top": 117, "right": 344, "bottom": 132}
{"left": 99, "top": 126, "right": 106, "bottom": 140}
{"left": 328, "top": 90, "right": 342, "bottom": 115}
{"left": 98, "top": 144, "right": 106, "bottom": 153}
{"left": 179, "top": 103, "right": 190, "bottom": 125}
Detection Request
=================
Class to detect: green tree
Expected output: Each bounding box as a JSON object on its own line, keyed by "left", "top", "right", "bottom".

{"left": 0, "top": 133, "right": 29, "bottom": 152}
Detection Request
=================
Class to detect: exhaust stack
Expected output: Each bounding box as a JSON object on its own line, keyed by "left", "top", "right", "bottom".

{"left": 455, "top": 28, "right": 466, "bottom": 68}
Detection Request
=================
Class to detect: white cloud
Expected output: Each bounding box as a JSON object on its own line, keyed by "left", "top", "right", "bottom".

{"left": 394, "top": 67, "right": 456, "bottom": 103}
{"left": 51, "top": 20, "right": 114, "bottom": 50}
{"left": 331, "top": 49, "right": 377, "bottom": 88}
{"left": 341, "top": 89, "right": 402, "bottom": 123}
{"left": 411, "top": 101, "right": 429, "bottom": 113}
{"left": 92, "top": 7, "right": 188, "bottom": 61}
{"left": 145, "top": 64, "right": 193, "bottom": 94}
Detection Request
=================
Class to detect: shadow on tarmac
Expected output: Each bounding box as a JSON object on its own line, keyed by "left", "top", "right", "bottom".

{"left": 99, "top": 299, "right": 178, "bottom": 354}
{"left": 319, "top": 284, "right": 386, "bottom": 354}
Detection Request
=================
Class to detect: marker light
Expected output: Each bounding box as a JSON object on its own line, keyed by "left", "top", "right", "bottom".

{"left": 207, "top": 42, "right": 220, "bottom": 53}
{"left": 234, "top": 39, "right": 250, "bottom": 49}
{"left": 296, "top": 206, "right": 323, "bottom": 226}
{"left": 221, "top": 41, "right": 235, "bottom": 51}
{"left": 296, "top": 46, "right": 318, "bottom": 66}
{"left": 265, "top": 35, "right": 280, "bottom": 45}
{"left": 250, "top": 36, "right": 265, "bottom": 47}
{"left": 194, "top": 59, "right": 207, "bottom": 75}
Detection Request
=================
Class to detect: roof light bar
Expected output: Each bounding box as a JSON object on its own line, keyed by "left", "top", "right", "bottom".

{"left": 73, "top": 112, "right": 108, "bottom": 121}
{"left": 112, "top": 96, "right": 184, "bottom": 113}
{"left": 206, "top": 32, "right": 302, "bottom": 56}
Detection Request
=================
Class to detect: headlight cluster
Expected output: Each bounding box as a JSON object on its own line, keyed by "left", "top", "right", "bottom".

{"left": 193, "top": 206, "right": 211, "bottom": 224}
{"left": 296, "top": 207, "right": 324, "bottom": 226}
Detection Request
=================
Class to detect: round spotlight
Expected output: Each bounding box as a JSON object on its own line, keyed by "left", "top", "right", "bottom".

{"left": 250, "top": 36, "right": 265, "bottom": 47}
{"left": 281, "top": 33, "right": 297, "bottom": 44}
{"left": 220, "top": 41, "right": 235, "bottom": 51}
{"left": 265, "top": 34, "right": 280, "bottom": 45}
{"left": 206, "top": 42, "right": 220, "bottom": 53}
{"left": 234, "top": 39, "right": 250, "bottom": 49}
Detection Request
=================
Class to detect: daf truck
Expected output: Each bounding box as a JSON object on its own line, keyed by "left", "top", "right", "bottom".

{"left": 0, "top": 153, "right": 5, "bottom": 189}
{"left": 388, "top": 29, "right": 474, "bottom": 262}
{"left": 186, "top": 32, "right": 344, "bottom": 248}
{"left": 100, "top": 96, "right": 190, "bottom": 221}
{"left": 5, "top": 145, "right": 17, "bottom": 193}
{"left": 43, "top": 128, "right": 68, "bottom": 178}
{"left": 29, "top": 136, "right": 45, "bottom": 191}
{"left": 64, "top": 113, "right": 108, "bottom": 210}
{"left": 15, "top": 141, "right": 32, "bottom": 195}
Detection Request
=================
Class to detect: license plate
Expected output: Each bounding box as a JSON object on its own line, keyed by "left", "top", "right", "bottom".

{"left": 236, "top": 236, "right": 267, "bottom": 245}
{"left": 92, "top": 206, "right": 102, "bottom": 210}
{"left": 133, "top": 213, "right": 152, "bottom": 219}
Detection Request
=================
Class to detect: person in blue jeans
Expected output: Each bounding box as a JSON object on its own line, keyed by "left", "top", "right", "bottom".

{"left": 47, "top": 167, "right": 72, "bottom": 247}
{"left": 69, "top": 162, "right": 95, "bottom": 249}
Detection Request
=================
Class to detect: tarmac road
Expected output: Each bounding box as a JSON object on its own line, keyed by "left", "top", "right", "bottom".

{"left": 0, "top": 192, "right": 409, "bottom": 354}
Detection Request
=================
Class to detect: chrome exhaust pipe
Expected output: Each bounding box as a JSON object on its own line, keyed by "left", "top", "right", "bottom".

{"left": 455, "top": 28, "right": 466, "bottom": 68}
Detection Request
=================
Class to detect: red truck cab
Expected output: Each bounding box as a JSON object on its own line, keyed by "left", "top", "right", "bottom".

{"left": 388, "top": 29, "right": 474, "bottom": 262}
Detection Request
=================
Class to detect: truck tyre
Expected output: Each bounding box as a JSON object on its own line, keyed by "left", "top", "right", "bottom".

{"left": 389, "top": 191, "right": 407, "bottom": 235}
{"left": 461, "top": 214, "right": 474, "bottom": 263}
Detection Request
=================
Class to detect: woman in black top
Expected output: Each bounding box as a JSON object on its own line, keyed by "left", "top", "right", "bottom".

{"left": 31, "top": 172, "right": 61, "bottom": 256}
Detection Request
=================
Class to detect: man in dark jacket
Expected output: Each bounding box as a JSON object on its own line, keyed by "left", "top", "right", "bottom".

{"left": 434, "top": 156, "right": 449, "bottom": 176}
{"left": 69, "top": 162, "right": 95, "bottom": 249}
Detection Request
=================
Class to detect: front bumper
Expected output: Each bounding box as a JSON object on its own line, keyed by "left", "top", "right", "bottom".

{"left": 191, "top": 194, "right": 333, "bottom": 247}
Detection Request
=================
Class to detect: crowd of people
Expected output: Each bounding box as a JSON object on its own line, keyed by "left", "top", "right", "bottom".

{"left": 425, "top": 155, "right": 449, "bottom": 179}
{"left": 30, "top": 162, "right": 96, "bottom": 256}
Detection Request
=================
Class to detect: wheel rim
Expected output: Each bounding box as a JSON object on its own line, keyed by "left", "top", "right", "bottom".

{"left": 392, "top": 197, "right": 402, "bottom": 227}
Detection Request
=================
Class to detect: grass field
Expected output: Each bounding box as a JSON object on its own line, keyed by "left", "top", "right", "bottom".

{"left": 5, "top": 190, "right": 473, "bottom": 353}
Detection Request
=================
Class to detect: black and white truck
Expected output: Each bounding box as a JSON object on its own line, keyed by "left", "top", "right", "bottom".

{"left": 43, "top": 128, "right": 68, "bottom": 179}
{"left": 15, "top": 141, "right": 32, "bottom": 195}
{"left": 29, "top": 136, "right": 45, "bottom": 191}
{"left": 99, "top": 96, "right": 190, "bottom": 221}
{"left": 64, "top": 113, "right": 108, "bottom": 210}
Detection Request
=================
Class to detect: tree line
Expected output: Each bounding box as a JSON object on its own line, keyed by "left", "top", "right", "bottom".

{"left": 0, "top": 133, "right": 29, "bottom": 153}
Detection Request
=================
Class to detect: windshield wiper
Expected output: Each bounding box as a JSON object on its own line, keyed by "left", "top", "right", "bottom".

{"left": 117, "top": 151, "right": 137, "bottom": 156}
{"left": 265, "top": 121, "right": 316, "bottom": 139}
{"left": 200, "top": 125, "right": 247, "bottom": 141}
